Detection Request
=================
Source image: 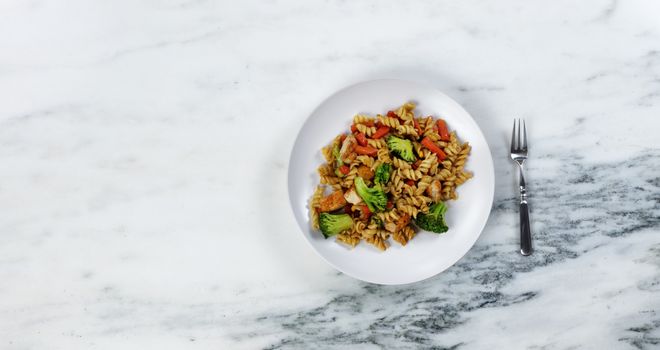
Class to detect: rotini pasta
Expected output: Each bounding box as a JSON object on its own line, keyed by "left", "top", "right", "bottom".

{"left": 391, "top": 157, "right": 412, "bottom": 170}
{"left": 396, "top": 124, "right": 419, "bottom": 138}
{"left": 399, "top": 168, "right": 423, "bottom": 181}
{"left": 418, "top": 153, "right": 437, "bottom": 174}
{"left": 355, "top": 155, "right": 375, "bottom": 168}
{"left": 309, "top": 102, "right": 472, "bottom": 250}
{"left": 353, "top": 114, "right": 375, "bottom": 125}
{"left": 367, "top": 138, "right": 387, "bottom": 149}
{"left": 377, "top": 115, "right": 401, "bottom": 128}
{"left": 356, "top": 123, "right": 377, "bottom": 136}
{"left": 310, "top": 186, "right": 323, "bottom": 230}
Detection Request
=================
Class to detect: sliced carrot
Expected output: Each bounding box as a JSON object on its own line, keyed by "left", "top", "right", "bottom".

{"left": 355, "top": 132, "right": 368, "bottom": 146}
{"left": 436, "top": 119, "right": 450, "bottom": 141}
{"left": 354, "top": 204, "right": 372, "bottom": 221}
{"left": 371, "top": 126, "right": 390, "bottom": 139}
{"left": 350, "top": 124, "right": 358, "bottom": 133}
{"left": 338, "top": 164, "right": 350, "bottom": 175}
{"left": 421, "top": 137, "right": 447, "bottom": 160}
{"left": 413, "top": 119, "right": 422, "bottom": 135}
{"left": 354, "top": 145, "right": 378, "bottom": 156}
{"left": 362, "top": 204, "right": 371, "bottom": 215}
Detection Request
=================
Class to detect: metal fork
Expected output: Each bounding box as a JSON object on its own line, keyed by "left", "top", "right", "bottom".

{"left": 510, "top": 119, "right": 532, "bottom": 256}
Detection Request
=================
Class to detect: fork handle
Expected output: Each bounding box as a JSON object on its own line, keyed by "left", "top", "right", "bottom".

{"left": 519, "top": 201, "right": 532, "bottom": 256}
{"left": 517, "top": 166, "right": 532, "bottom": 255}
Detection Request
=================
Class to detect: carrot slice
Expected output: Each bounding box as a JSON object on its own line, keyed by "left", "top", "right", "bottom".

{"left": 354, "top": 145, "right": 378, "bottom": 156}
{"left": 356, "top": 132, "right": 368, "bottom": 146}
{"left": 436, "top": 119, "right": 450, "bottom": 141}
{"left": 371, "top": 126, "right": 390, "bottom": 139}
{"left": 421, "top": 137, "right": 447, "bottom": 160}
{"left": 362, "top": 204, "right": 371, "bottom": 215}
{"left": 350, "top": 124, "right": 358, "bottom": 133}
{"left": 413, "top": 119, "right": 422, "bottom": 135}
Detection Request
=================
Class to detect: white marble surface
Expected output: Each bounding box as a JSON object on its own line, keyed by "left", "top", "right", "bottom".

{"left": 1, "top": 0, "right": 659, "bottom": 349}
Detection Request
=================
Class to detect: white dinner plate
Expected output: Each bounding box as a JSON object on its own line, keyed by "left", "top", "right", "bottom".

{"left": 287, "top": 79, "right": 494, "bottom": 285}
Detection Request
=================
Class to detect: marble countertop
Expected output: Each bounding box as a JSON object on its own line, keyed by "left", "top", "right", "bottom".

{"left": 1, "top": 0, "right": 659, "bottom": 349}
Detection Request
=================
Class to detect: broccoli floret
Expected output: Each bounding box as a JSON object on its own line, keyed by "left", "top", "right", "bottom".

{"left": 415, "top": 202, "right": 448, "bottom": 233}
{"left": 319, "top": 213, "right": 353, "bottom": 238}
{"left": 387, "top": 136, "right": 416, "bottom": 162}
{"left": 374, "top": 163, "right": 392, "bottom": 186}
{"left": 354, "top": 177, "right": 387, "bottom": 212}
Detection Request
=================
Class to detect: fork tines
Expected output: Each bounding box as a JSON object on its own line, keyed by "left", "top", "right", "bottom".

{"left": 510, "top": 119, "right": 527, "bottom": 154}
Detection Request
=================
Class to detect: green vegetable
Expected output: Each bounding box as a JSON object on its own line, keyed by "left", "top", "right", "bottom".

{"left": 354, "top": 177, "right": 387, "bottom": 212}
{"left": 319, "top": 213, "right": 353, "bottom": 238}
{"left": 332, "top": 142, "right": 343, "bottom": 167}
{"left": 415, "top": 202, "right": 448, "bottom": 233}
{"left": 387, "top": 136, "right": 416, "bottom": 162}
{"left": 374, "top": 163, "right": 392, "bottom": 186}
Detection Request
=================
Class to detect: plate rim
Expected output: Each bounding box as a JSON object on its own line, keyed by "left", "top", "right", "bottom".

{"left": 287, "top": 78, "right": 495, "bottom": 285}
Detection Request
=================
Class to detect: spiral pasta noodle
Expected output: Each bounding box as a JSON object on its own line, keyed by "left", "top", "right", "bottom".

{"left": 377, "top": 115, "right": 401, "bottom": 128}
{"left": 355, "top": 155, "right": 375, "bottom": 168}
{"left": 396, "top": 124, "right": 419, "bottom": 138}
{"left": 367, "top": 138, "right": 387, "bottom": 149}
{"left": 353, "top": 114, "right": 375, "bottom": 125}
{"left": 377, "top": 147, "right": 391, "bottom": 163}
{"left": 391, "top": 157, "right": 412, "bottom": 170}
{"left": 399, "top": 168, "right": 423, "bottom": 181}
{"left": 393, "top": 225, "right": 417, "bottom": 246}
{"left": 418, "top": 153, "right": 437, "bottom": 174}
{"left": 310, "top": 186, "right": 323, "bottom": 230}
{"left": 396, "top": 201, "right": 420, "bottom": 218}
{"left": 341, "top": 166, "right": 358, "bottom": 188}
{"left": 356, "top": 124, "right": 377, "bottom": 136}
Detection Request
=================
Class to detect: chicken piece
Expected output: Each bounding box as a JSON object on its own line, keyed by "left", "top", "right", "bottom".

{"left": 339, "top": 135, "right": 357, "bottom": 163}
{"left": 356, "top": 165, "right": 374, "bottom": 181}
{"left": 343, "top": 187, "right": 362, "bottom": 205}
{"left": 318, "top": 190, "right": 347, "bottom": 212}
{"left": 426, "top": 179, "right": 442, "bottom": 203}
